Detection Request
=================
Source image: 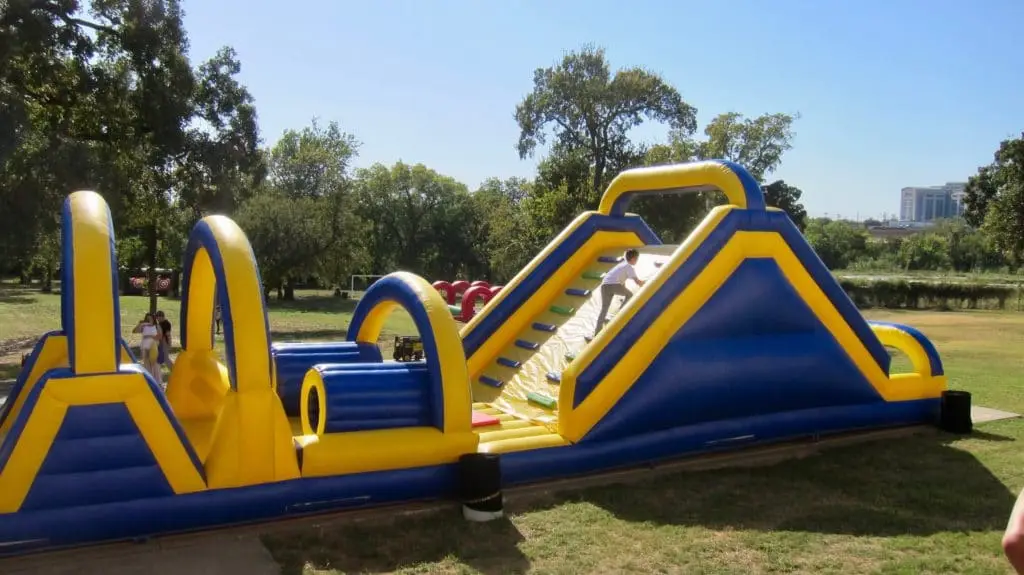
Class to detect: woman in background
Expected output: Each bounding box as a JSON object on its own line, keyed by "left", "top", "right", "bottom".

{"left": 133, "top": 313, "right": 162, "bottom": 386}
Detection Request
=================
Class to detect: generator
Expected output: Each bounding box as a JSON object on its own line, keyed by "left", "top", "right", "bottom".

{"left": 392, "top": 335, "right": 424, "bottom": 362}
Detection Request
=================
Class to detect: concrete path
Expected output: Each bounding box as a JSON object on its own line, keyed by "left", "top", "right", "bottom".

{"left": 0, "top": 534, "right": 281, "bottom": 575}
{"left": 973, "top": 405, "right": 1021, "bottom": 424}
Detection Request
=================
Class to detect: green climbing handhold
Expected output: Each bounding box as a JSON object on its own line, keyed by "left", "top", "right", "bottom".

{"left": 527, "top": 391, "right": 557, "bottom": 409}
{"left": 582, "top": 270, "right": 604, "bottom": 280}
{"left": 549, "top": 304, "right": 575, "bottom": 316}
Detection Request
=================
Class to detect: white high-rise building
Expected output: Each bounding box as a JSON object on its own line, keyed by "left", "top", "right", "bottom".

{"left": 899, "top": 182, "right": 967, "bottom": 223}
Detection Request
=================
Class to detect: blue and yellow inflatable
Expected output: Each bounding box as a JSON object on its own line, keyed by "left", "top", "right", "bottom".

{"left": 0, "top": 162, "right": 947, "bottom": 553}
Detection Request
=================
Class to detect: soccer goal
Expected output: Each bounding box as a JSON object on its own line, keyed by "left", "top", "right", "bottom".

{"left": 349, "top": 275, "right": 387, "bottom": 293}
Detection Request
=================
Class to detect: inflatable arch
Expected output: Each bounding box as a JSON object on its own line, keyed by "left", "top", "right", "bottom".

{"left": 172, "top": 215, "right": 299, "bottom": 488}
{"left": 346, "top": 272, "right": 472, "bottom": 433}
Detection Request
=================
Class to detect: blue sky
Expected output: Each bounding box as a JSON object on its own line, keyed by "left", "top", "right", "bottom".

{"left": 183, "top": 0, "right": 1024, "bottom": 220}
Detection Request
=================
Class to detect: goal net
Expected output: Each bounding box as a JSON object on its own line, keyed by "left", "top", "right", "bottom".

{"left": 349, "top": 275, "right": 387, "bottom": 293}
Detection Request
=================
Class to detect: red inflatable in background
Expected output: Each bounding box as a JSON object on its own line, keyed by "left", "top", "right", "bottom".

{"left": 460, "top": 285, "right": 494, "bottom": 322}
{"left": 431, "top": 280, "right": 454, "bottom": 304}
{"left": 432, "top": 280, "right": 503, "bottom": 322}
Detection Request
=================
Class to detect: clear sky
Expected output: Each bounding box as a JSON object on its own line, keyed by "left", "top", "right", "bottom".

{"left": 182, "top": 0, "right": 1024, "bottom": 220}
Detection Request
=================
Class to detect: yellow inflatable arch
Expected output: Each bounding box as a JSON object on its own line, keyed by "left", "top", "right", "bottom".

{"left": 174, "top": 215, "right": 298, "bottom": 488}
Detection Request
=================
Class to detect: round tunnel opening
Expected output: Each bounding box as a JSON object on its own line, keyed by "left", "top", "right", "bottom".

{"left": 307, "top": 385, "right": 321, "bottom": 433}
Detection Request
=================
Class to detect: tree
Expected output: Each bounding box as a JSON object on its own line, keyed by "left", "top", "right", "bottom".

{"left": 239, "top": 120, "right": 365, "bottom": 299}
{"left": 803, "top": 218, "right": 869, "bottom": 270}
{"left": 762, "top": 180, "right": 808, "bottom": 230}
{"left": 693, "top": 112, "right": 798, "bottom": 182}
{"left": 235, "top": 190, "right": 327, "bottom": 300}
{"left": 514, "top": 45, "right": 697, "bottom": 210}
{"left": 472, "top": 177, "right": 538, "bottom": 281}
{"left": 1, "top": 1, "right": 264, "bottom": 311}
{"left": 964, "top": 134, "right": 1024, "bottom": 264}
{"left": 353, "top": 162, "right": 481, "bottom": 280}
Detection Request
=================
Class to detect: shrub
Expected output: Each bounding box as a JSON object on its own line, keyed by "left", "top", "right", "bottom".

{"left": 838, "top": 278, "right": 1022, "bottom": 311}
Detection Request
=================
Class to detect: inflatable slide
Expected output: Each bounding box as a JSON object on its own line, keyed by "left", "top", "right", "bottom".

{"left": 0, "top": 160, "right": 947, "bottom": 553}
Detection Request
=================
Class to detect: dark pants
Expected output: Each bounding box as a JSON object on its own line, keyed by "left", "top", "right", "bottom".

{"left": 594, "top": 283, "right": 633, "bottom": 336}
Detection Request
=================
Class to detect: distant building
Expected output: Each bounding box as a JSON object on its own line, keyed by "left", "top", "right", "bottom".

{"left": 899, "top": 182, "right": 967, "bottom": 223}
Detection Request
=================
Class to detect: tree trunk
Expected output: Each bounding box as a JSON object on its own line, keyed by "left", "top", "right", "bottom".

{"left": 592, "top": 155, "right": 606, "bottom": 206}
{"left": 41, "top": 264, "right": 53, "bottom": 293}
{"left": 283, "top": 278, "right": 295, "bottom": 301}
{"left": 147, "top": 223, "right": 158, "bottom": 314}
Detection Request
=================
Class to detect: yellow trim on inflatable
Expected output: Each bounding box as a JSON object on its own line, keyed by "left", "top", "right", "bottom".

{"left": 598, "top": 162, "right": 751, "bottom": 215}
{"left": 66, "top": 191, "right": 118, "bottom": 374}
{"left": 0, "top": 372, "right": 208, "bottom": 512}
{"left": 1, "top": 336, "right": 133, "bottom": 437}
{"left": 183, "top": 247, "right": 217, "bottom": 355}
{"left": 299, "top": 427, "right": 479, "bottom": 477}
{"left": 464, "top": 229, "right": 647, "bottom": 380}
{"left": 353, "top": 271, "right": 472, "bottom": 434}
{"left": 300, "top": 369, "right": 329, "bottom": 436}
{"left": 558, "top": 205, "right": 733, "bottom": 436}
{"left": 560, "top": 231, "right": 946, "bottom": 442}
{"left": 871, "top": 324, "right": 943, "bottom": 380}
{"left": 462, "top": 210, "right": 595, "bottom": 344}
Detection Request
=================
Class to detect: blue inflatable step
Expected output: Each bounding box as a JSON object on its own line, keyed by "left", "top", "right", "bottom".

{"left": 546, "top": 371, "right": 561, "bottom": 384}
{"left": 565, "top": 288, "right": 591, "bottom": 297}
{"left": 497, "top": 357, "right": 521, "bottom": 368}
{"left": 479, "top": 375, "right": 504, "bottom": 388}
{"left": 515, "top": 339, "right": 541, "bottom": 351}
{"left": 532, "top": 322, "right": 557, "bottom": 333}
{"left": 598, "top": 255, "right": 622, "bottom": 263}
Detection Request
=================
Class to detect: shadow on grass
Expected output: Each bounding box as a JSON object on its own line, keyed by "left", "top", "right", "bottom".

{"left": 516, "top": 431, "right": 1016, "bottom": 538}
{"left": 270, "top": 329, "right": 350, "bottom": 342}
{"left": 0, "top": 283, "right": 40, "bottom": 305}
{"left": 264, "top": 514, "right": 528, "bottom": 575}
{"left": 267, "top": 294, "right": 359, "bottom": 314}
{"left": 0, "top": 362, "right": 20, "bottom": 382}
{"left": 262, "top": 430, "right": 1015, "bottom": 574}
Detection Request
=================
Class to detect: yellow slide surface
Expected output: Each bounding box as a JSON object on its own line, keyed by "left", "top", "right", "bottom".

{"left": 472, "top": 246, "right": 673, "bottom": 425}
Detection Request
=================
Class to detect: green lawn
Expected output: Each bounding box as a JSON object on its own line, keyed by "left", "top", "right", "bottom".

{"left": 2, "top": 282, "right": 1023, "bottom": 573}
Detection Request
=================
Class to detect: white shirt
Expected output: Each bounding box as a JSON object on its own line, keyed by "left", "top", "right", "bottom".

{"left": 601, "top": 260, "right": 639, "bottom": 285}
{"left": 140, "top": 324, "right": 158, "bottom": 349}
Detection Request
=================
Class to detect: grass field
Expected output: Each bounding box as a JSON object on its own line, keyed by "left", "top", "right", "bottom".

{"left": 1, "top": 283, "right": 1023, "bottom": 573}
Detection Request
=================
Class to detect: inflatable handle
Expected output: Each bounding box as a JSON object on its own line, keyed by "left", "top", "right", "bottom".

{"left": 598, "top": 160, "right": 766, "bottom": 217}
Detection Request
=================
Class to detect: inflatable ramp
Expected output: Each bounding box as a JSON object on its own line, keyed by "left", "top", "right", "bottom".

{"left": 471, "top": 247, "right": 673, "bottom": 424}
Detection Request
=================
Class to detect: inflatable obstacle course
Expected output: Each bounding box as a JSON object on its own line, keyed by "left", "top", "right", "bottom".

{"left": 0, "top": 161, "right": 947, "bottom": 554}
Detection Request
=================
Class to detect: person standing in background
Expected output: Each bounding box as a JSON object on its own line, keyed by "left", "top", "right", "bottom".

{"left": 155, "top": 310, "right": 174, "bottom": 371}
{"left": 133, "top": 313, "right": 162, "bottom": 386}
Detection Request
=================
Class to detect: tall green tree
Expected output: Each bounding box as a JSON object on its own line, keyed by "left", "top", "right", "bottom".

{"left": 963, "top": 133, "right": 1024, "bottom": 264}
{"left": 472, "top": 177, "right": 538, "bottom": 281}
{"left": 763, "top": 180, "right": 808, "bottom": 230}
{"left": 514, "top": 45, "right": 697, "bottom": 211}
{"left": 353, "top": 162, "right": 481, "bottom": 279}
{"left": 1, "top": 1, "right": 264, "bottom": 310}
{"left": 234, "top": 120, "right": 365, "bottom": 299}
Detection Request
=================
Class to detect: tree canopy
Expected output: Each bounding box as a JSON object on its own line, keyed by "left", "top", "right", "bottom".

{"left": 4, "top": 6, "right": 1017, "bottom": 304}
